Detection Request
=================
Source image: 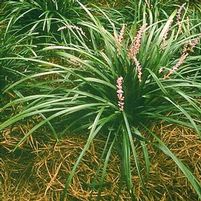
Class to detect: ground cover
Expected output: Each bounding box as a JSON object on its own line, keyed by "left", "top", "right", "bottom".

{"left": 0, "top": 1, "right": 201, "bottom": 200}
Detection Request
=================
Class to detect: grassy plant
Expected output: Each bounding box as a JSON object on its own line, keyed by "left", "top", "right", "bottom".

{"left": 2, "top": 0, "right": 88, "bottom": 44}
{"left": 116, "top": 0, "right": 201, "bottom": 28}
{"left": 1, "top": 2, "right": 201, "bottom": 201}
{"left": 0, "top": 31, "right": 40, "bottom": 92}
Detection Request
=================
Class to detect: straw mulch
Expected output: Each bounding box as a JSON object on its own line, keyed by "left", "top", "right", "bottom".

{"left": 0, "top": 124, "right": 201, "bottom": 201}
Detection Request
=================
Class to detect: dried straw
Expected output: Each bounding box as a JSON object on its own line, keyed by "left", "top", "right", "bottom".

{"left": 0, "top": 124, "right": 200, "bottom": 201}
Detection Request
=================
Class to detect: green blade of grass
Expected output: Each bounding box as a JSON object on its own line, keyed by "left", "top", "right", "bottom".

{"left": 122, "top": 112, "right": 145, "bottom": 192}
{"left": 151, "top": 129, "right": 201, "bottom": 199}
{"left": 62, "top": 106, "right": 105, "bottom": 200}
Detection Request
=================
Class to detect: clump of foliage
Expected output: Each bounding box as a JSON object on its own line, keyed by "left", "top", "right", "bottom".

{"left": 116, "top": 0, "right": 201, "bottom": 27}
{"left": 2, "top": 0, "right": 88, "bottom": 43}
{"left": 1, "top": 3, "right": 201, "bottom": 200}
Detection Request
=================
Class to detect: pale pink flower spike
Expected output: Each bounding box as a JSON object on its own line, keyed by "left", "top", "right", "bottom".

{"left": 128, "top": 24, "right": 147, "bottom": 82}
{"left": 116, "top": 76, "right": 125, "bottom": 111}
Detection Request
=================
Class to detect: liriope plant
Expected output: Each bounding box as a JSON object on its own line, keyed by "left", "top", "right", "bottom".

{"left": 0, "top": 30, "right": 40, "bottom": 92}
{"left": 2, "top": 0, "right": 88, "bottom": 44}
{"left": 118, "top": 0, "right": 201, "bottom": 32}
{"left": 0, "top": 3, "right": 201, "bottom": 200}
